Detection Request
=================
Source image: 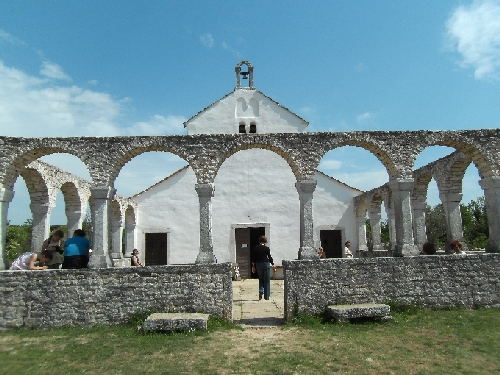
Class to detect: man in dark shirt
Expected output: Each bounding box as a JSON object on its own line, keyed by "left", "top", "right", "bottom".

{"left": 251, "top": 235, "right": 276, "bottom": 300}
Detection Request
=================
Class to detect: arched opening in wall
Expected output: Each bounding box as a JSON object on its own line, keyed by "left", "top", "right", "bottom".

{"left": 7, "top": 153, "right": 91, "bottom": 263}
{"left": 414, "top": 146, "right": 485, "bottom": 252}
{"left": 318, "top": 146, "right": 389, "bottom": 254}
{"left": 213, "top": 148, "right": 297, "bottom": 278}
{"left": 115, "top": 151, "right": 188, "bottom": 266}
{"left": 115, "top": 152, "right": 187, "bottom": 197}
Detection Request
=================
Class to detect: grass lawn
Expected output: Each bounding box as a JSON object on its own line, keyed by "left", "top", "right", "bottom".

{"left": 1, "top": 307, "right": 499, "bottom": 374}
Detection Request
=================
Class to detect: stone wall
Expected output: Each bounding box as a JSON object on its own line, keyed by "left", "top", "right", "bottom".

{"left": 283, "top": 254, "right": 500, "bottom": 319}
{"left": 0, "top": 263, "right": 232, "bottom": 328}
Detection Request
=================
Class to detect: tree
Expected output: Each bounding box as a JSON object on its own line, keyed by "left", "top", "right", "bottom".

{"left": 365, "top": 218, "right": 390, "bottom": 248}
{"left": 6, "top": 220, "right": 32, "bottom": 263}
{"left": 425, "top": 204, "right": 447, "bottom": 249}
{"left": 461, "top": 196, "right": 488, "bottom": 249}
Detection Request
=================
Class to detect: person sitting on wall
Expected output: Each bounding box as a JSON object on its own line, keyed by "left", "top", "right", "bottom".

{"left": 41, "top": 229, "right": 65, "bottom": 269}
{"left": 422, "top": 242, "right": 436, "bottom": 255}
{"left": 318, "top": 246, "right": 326, "bottom": 258}
{"left": 62, "top": 229, "right": 91, "bottom": 269}
{"left": 131, "top": 249, "right": 143, "bottom": 266}
{"left": 450, "top": 240, "right": 466, "bottom": 256}
{"left": 9, "top": 250, "right": 53, "bottom": 270}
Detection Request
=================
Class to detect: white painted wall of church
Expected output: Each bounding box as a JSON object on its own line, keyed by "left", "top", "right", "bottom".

{"left": 185, "top": 89, "right": 308, "bottom": 135}
{"left": 133, "top": 148, "right": 360, "bottom": 265}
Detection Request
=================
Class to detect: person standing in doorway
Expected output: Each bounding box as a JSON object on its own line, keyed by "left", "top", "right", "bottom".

{"left": 344, "top": 241, "right": 353, "bottom": 258}
{"left": 251, "top": 235, "right": 276, "bottom": 300}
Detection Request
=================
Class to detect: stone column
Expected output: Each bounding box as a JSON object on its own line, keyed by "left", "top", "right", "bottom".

{"left": 66, "top": 208, "right": 85, "bottom": 239}
{"left": 384, "top": 200, "right": 397, "bottom": 254}
{"left": 412, "top": 200, "right": 428, "bottom": 253}
{"left": 355, "top": 215, "right": 369, "bottom": 255}
{"left": 479, "top": 176, "right": 500, "bottom": 253}
{"left": 390, "top": 179, "right": 419, "bottom": 256}
{"left": 0, "top": 188, "right": 14, "bottom": 269}
{"left": 110, "top": 218, "right": 123, "bottom": 259}
{"left": 88, "top": 186, "right": 115, "bottom": 268}
{"left": 195, "top": 183, "right": 216, "bottom": 263}
{"left": 125, "top": 221, "right": 136, "bottom": 256}
{"left": 295, "top": 179, "right": 318, "bottom": 260}
{"left": 30, "top": 202, "right": 54, "bottom": 253}
{"left": 440, "top": 191, "right": 467, "bottom": 252}
{"left": 368, "top": 207, "right": 383, "bottom": 251}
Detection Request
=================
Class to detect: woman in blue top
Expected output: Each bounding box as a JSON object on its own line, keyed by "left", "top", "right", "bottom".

{"left": 62, "top": 229, "right": 91, "bottom": 269}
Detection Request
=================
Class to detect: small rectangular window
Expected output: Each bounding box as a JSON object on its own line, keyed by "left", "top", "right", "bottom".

{"left": 249, "top": 124, "right": 256, "bottom": 133}
{"left": 239, "top": 125, "right": 246, "bottom": 133}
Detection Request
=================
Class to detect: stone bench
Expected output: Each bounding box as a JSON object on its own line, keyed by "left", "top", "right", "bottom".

{"left": 326, "top": 303, "right": 391, "bottom": 322}
{"left": 142, "top": 313, "right": 210, "bottom": 332}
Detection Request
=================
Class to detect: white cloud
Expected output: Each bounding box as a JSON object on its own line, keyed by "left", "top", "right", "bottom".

{"left": 200, "top": 33, "right": 214, "bottom": 48}
{"left": 0, "top": 29, "right": 25, "bottom": 45}
{"left": 446, "top": 0, "right": 500, "bottom": 80}
{"left": 356, "top": 112, "right": 375, "bottom": 123}
{"left": 40, "top": 60, "right": 71, "bottom": 81}
{"left": 0, "top": 60, "right": 187, "bottom": 138}
{"left": 319, "top": 159, "right": 342, "bottom": 170}
{"left": 123, "top": 114, "right": 186, "bottom": 135}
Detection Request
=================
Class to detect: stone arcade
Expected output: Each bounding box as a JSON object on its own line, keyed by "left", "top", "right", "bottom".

{"left": 1, "top": 61, "right": 500, "bottom": 327}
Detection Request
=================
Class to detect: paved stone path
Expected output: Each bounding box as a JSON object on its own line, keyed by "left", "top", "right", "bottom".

{"left": 232, "top": 279, "right": 285, "bottom": 328}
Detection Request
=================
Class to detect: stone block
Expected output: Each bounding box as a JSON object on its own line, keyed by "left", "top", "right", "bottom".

{"left": 142, "top": 312, "right": 210, "bottom": 332}
{"left": 327, "top": 303, "right": 391, "bottom": 322}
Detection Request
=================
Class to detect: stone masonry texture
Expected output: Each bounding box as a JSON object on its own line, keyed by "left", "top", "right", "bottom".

{"left": 0, "top": 263, "right": 232, "bottom": 328}
{"left": 283, "top": 254, "right": 500, "bottom": 320}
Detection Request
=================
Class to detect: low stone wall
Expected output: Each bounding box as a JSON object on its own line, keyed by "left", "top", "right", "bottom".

{"left": 283, "top": 254, "right": 500, "bottom": 320}
{"left": 0, "top": 263, "right": 233, "bottom": 328}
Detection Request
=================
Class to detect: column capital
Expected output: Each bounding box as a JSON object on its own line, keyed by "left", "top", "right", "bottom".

{"left": 295, "top": 179, "right": 317, "bottom": 194}
{"left": 479, "top": 176, "right": 500, "bottom": 190}
{"left": 30, "top": 202, "right": 54, "bottom": 215}
{"left": 389, "top": 179, "right": 414, "bottom": 192}
{"left": 411, "top": 201, "right": 427, "bottom": 210}
{"left": 195, "top": 183, "right": 214, "bottom": 198}
{"left": 90, "top": 186, "right": 116, "bottom": 200}
{"left": 439, "top": 192, "right": 463, "bottom": 203}
{"left": 0, "top": 188, "right": 14, "bottom": 203}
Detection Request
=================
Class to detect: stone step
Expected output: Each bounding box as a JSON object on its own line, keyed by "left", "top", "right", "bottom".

{"left": 142, "top": 313, "right": 210, "bottom": 332}
{"left": 326, "top": 303, "right": 391, "bottom": 322}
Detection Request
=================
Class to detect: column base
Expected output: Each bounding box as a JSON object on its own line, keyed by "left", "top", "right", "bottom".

{"left": 485, "top": 241, "right": 500, "bottom": 253}
{"left": 298, "top": 246, "right": 319, "bottom": 260}
{"left": 392, "top": 244, "right": 419, "bottom": 257}
{"left": 195, "top": 252, "right": 216, "bottom": 264}
{"left": 88, "top": 255, "right": 112, "bottom": 268}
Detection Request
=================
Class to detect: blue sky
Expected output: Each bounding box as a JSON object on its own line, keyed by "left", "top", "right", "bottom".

{"left": 1, "top": 0, "right": 499, "bottom": 224}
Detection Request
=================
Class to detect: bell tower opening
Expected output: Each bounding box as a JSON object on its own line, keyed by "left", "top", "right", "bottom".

{"left": 235, "top": 60, "right": 254, "bottom": 89}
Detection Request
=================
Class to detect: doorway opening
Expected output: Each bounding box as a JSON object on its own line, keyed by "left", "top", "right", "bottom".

{"left": 235, "top": 226, "right": 265, "bottom": 279}
{"left": 145, "top": 232, "right": 168, "bottom": 265}
{"left": 320, "top": 230, "right": 343, "bottom": 258}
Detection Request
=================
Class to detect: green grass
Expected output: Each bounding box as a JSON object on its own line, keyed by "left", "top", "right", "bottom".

{"left": 1, "top": 308, "right": 499, "bottom": 374}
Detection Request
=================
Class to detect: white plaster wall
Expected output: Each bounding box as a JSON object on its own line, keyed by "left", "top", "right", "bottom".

{"left": 133, "top": 168, "right": 200, "bottom": 264}
{"left": 185, "top": 89, "right": 308, "bottom": 135}
{"left": 212, "top": 148, "right": 301, "bottom": 264}
{"left": 134, "top": 152, "right": 361, "bottom": 265}
{"left": 313, "top": 173, "right": 362, "bottom": 256}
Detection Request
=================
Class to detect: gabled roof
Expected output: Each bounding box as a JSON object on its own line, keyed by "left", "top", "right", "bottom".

{"left": 183, "top": 88, "right": 308, "bottom": 127}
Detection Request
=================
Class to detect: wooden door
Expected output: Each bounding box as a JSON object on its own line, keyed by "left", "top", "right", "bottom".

{"left": 235, "top": 228, "right": 251, "bottom": 278}
{"left": 320, "top": 230, "right": 343, "bottom": 258}
{"left": 145, "top": 232, "right": 168, "bottom": 265}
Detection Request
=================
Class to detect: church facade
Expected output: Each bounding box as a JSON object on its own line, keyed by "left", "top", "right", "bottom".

{"left": 133, "top": 61, "right": 362, "bottom": 276}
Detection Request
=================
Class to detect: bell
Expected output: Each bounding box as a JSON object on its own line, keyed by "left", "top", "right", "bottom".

{"left": 240, "top": 71, "right": 249, "bottom": 80}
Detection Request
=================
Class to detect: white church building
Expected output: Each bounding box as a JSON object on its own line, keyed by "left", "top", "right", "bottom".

{"left": 133, "top": 61, "right": 362, "bottom": 277}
